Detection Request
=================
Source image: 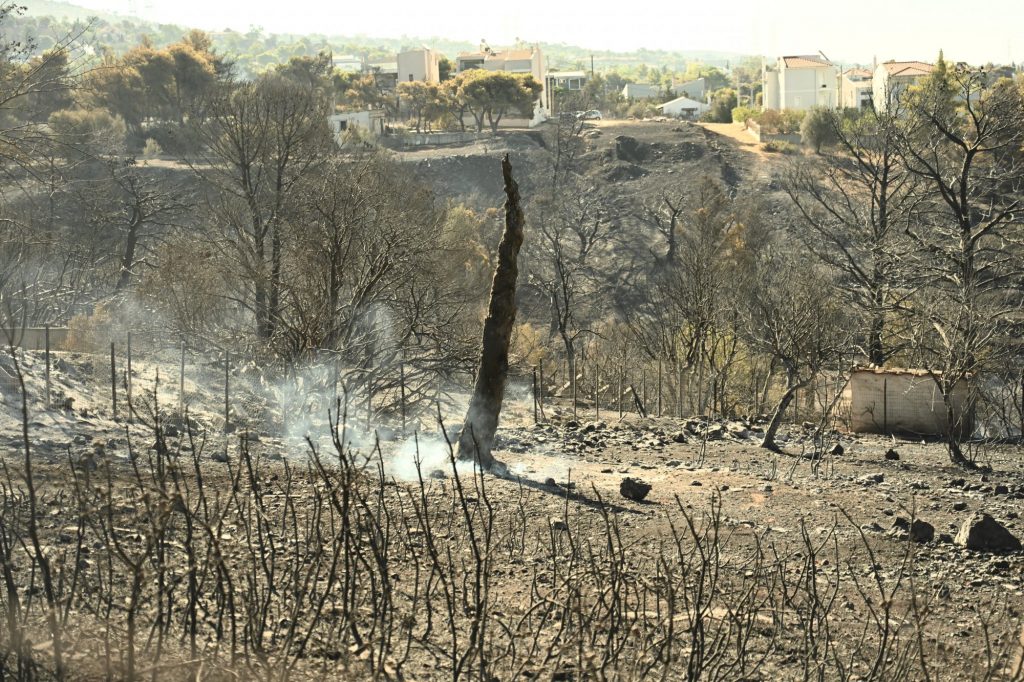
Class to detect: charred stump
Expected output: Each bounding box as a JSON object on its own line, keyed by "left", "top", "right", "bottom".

{"left": 456, "top": 155, "right": 525, "bottom": 472}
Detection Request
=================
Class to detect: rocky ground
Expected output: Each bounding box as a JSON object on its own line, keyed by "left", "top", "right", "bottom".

{"left": 2, "top": 349, "right": 1023, "bottom": 678}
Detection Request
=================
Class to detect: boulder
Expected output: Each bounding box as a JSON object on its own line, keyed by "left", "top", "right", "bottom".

{"left": 884, "top": 448, "right": 900, "bottom": 460}
{"left": 954, "top": 513, "right": 1022, "bottom": 553}
{"left": 620, "top": 477, "right": 652, "bottom": 502}
{"left": 888, "top": 518, "right": 934, "bottom": 543}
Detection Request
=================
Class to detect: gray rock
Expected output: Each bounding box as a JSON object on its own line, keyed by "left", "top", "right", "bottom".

{"left": 829, "top": 443, "right": 844, "bottom": 456}
{"left": 884, "top": 448, "right": 900, "bottom": 461}
{"left": 620, "top": 477, "right": 652, "bottom": 502}
{"left": 953, "top": 501, "right": 968, "bottom": 512}
{"left": 994, "top": 484, "right": 1009, "bottom": 495}
{"left": 954, "top": 513, "right": 1022, "bottom": 553}
{"left": 858, "top": 473, "right": 885, "bottom": 485}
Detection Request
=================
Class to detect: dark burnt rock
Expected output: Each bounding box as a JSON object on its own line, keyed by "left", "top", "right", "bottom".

{"left": 955, "top": 513, "right": 1022, "bottom": 553}
{"left": 829, "top": 443, "right": 844, "bottom": 456}
{"left": 614, "top": 135, "right": 652, "bottom": 163}
{"left": 884, "top": 448, "right": 900, "bottom": 460}
{"left": 910, "top": 519, "right": 935, "bottom": 543}
{"left": 620, "top": 477, "right": 652, "bottom": 502}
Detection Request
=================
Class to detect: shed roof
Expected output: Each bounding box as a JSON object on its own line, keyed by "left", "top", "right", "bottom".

{"left": 659, "top": 95, "right": 705, "bottom": 109}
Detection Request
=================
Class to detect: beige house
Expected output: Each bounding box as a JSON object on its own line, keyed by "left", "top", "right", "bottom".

{"left": 840, "top": 68, "right": 874, "bottom": 110}
{"left": 843, "top": 367, "right": 972, "bottom": 436}
{"left": 762, "top": 53, "right": 838, "bottom": 111}
{"left": 397, "top": 48, "right": 441, "bottom": 84}
{"left": 872, "top": 60, "right": 933, "bottom": 112}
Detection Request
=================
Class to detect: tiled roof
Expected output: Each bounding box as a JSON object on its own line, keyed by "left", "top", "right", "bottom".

{"left": 882, "top": 61, "right": 933, "bottom": 77}
{"left": 492, "top": 49, "right": 534, "bottom": 61}
{"left": 783, "top": 55, "right": 832, "bottom": 68}
{"left": 845, "top": 68, "right": 873, "bottom": 79}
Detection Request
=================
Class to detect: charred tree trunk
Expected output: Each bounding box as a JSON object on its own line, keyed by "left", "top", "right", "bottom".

{"left": 456, "top": 155, "right": 525, "bottom": 471}
{"left": 760, "top": 368, "right": 803, "bottom": 452}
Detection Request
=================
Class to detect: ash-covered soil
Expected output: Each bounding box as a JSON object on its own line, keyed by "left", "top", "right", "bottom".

{"left": 2, "top": 350, "right": 1023, "bottom": 679}
{"left": 397, "top": 120, "right": 785, "bottom": 212}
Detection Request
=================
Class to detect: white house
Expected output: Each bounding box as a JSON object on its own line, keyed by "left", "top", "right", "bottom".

{"left": 840, "top": 68, "right": 874, "bottom": 110}
{"left": 328, "top": 110, "right": 385, "bottom": 141}
{"left": 622, "top": 78, "right": 706, "bottom": 102}
{"left": 659, "top": 95, "right": 709, "bottom": 119}
{"left": 873, "top": 60, "right": 933, "bottom": 112}
{"left": 333, "top": 54, "right": 363, "bottom": 73}
{"left": 545, "top": 70, "right": 588, "bottom": 113}
{"left": 762, "top": 54, "right": 838, "bottom": 110}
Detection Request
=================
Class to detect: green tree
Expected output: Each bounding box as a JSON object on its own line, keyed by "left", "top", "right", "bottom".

{"left": 456, "top": 70, "right": 542, "bottom": 133}
{"left": 683, "top": 64, "right": 729, "bottom": 91}
{"left": 438, "top": 56, "right": 453, "bottom": 82}
{"left": 274, "top": 51, "right": 333, "bottom": 91}
{"left": 398, "top": 80, "right": 441, "bottom": 132}
{"left": 707, "top": 88, "right": 737, "bottom": 123}
{"left": 800, "top": 106, "right": 837, "bottom": 153}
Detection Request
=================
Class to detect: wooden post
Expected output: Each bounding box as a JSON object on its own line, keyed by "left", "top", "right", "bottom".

{"left": 333, "top": 361, "right": 339, "bottom": 402}
{"left": 532, "top": 367, "right": 538, "bottom": 425}
{"left": 641, "top": 368, "right": 647, "bottom": 417}
{"left": 366, "top": 374, "right": 373, "bottom": 432}
{"left": 224, "top": 352, "right": 230, "bottom": 434}
{"left": 657, "top": 360, "right": 663, "bottom": 418}
{"left": 538, "top": 360, "right": 545, "bottom": 414}
{"left": 126, "top": 332, "right": 132, "bottom": 424}
{"left": 179, "top": 341, "right": 186, "bottom": 418}
{"left": 572, "top": 361, "right": 578, "bottom": 420}
{"left": 618, "top": 363, "right": 624, "bottom": 418}
{"left": 595, "top": 362, "right": 601, "bottom": 419}
{"left": 400, "top": 361, "right": 407, "bottom": 433}
{"left": 44, "top": 324, "right": 51, "bottom": 409}
{"left": 882, "top": 376, "right": 888, "bottom": 434}
{"left": 110, "top": 342, "right": 117, "bottom": 421}
{"left": 678, "top": 361, "right": 684, "bottom": 419}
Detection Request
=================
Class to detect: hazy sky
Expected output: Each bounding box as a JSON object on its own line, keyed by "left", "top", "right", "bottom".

{"left": 67, "top": 0, "right": 1022, "bottom": 65}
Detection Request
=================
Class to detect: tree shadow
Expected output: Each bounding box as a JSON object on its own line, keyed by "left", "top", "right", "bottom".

{"left": 498, "top": 471, "right": 652, "bottom": 515}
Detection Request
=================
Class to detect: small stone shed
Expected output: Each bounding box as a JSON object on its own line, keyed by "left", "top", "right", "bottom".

{"left": 843, "top": 367, "right": 973, "bottom": 436}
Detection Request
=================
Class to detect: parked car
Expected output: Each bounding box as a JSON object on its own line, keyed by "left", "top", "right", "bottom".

{"left": 581, "top": 110, "right": 603, "bottom": 120}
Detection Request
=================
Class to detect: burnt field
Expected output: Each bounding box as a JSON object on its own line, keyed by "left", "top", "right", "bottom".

{"left": 1, "top": 350, "right": 1023, "bottom": 680}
